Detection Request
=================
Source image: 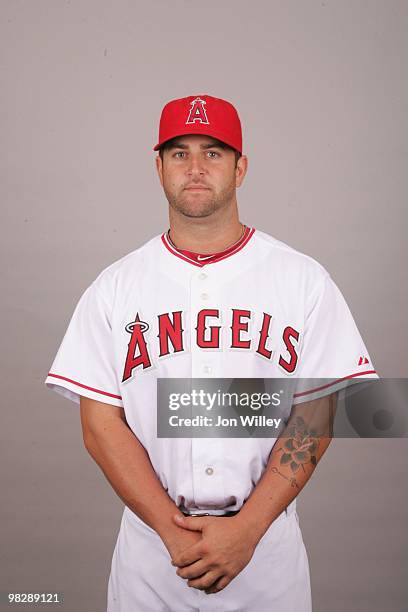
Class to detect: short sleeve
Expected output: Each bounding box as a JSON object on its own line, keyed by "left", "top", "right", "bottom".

{"left": 292, "top": 272, "right": 378, "bottom": 404}
{"left": 44, "top": 281, "right": 123, "bottom": 407}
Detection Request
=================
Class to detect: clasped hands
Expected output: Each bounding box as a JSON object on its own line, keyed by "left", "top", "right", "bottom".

{"left": 169, "top": 513, "right": 257, "bottom": 595}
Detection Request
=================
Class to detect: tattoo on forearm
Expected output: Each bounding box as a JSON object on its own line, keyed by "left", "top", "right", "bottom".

{"left": 271, "top": 416, "right": 320, "bottom": 486}
{"left": 270, "top": 467, "right": 300, "bottom": 489}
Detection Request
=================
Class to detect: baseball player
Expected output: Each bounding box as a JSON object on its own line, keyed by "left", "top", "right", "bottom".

{"left": 44, "top": 94, "right": 377, "bottom": 611}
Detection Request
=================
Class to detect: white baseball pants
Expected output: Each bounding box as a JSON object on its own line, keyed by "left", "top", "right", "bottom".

{"left": 107, "top": 505, "right": 312, "bottom": 612}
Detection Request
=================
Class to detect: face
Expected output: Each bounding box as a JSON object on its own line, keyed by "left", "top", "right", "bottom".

{"left": 156, "top": 135, "right": 247, "bottom": 218}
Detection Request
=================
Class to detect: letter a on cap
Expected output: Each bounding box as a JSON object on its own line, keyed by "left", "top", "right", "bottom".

{"left": 186, "top": 97, "right": 209, "bottom": 125}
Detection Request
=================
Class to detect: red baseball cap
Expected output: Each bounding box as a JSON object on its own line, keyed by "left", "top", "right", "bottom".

{"left": 153, "top": 94, "right": 243, "bottom": 154}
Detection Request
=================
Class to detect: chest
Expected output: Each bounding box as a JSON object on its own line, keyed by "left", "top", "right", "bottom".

{"left": 112, "top": 268, "right": 306, "bottom": 380}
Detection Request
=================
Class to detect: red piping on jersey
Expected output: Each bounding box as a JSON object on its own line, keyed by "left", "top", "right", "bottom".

{"left": 47, "top": 373, "right": 122, "bottom": 400}
{"left": 293, "top": 370, "right": 377, "bottom": 398}
{"left": 161, "top": 227, "right": 256, "bottom": 267}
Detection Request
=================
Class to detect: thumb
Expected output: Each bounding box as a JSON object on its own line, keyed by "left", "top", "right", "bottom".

{"left": 173, "top": 513, "right": 204, "bottom": 532}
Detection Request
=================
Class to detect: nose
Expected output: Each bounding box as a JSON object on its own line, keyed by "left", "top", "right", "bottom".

{"left": 186, "top": 154, "right": 206, "bottom": 178}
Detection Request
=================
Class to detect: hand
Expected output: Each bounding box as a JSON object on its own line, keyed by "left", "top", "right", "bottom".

{"left": 170, "top": 513, "right": 258, "bottom": 594}
{"left": 162, "top": 521, "right": 203, "bottom": 561}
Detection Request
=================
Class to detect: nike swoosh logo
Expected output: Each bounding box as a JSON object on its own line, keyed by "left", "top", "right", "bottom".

{"left": 196, "top": 254, "right": 214, "bottom": 261}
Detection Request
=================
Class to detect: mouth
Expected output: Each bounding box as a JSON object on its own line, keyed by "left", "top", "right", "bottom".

{"left": 184, "top": 186, "right": 210, "bottom": 191}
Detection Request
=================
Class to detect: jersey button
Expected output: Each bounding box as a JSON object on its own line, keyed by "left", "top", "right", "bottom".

{"left": 203, "top": 365, "right": 212, "bottom": 374}
{"left": 200, "top": 292, "right": 209, "bottom": 300}
{"left": 199, "top": 272, "right": 207, "bottom": 280}
{"left": 205, "top": 467, "right": 214, "bottom": 475}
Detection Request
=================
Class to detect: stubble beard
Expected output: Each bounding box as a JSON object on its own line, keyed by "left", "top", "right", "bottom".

{"left": 165, "top": 180, "right": 236, "bottom": 219}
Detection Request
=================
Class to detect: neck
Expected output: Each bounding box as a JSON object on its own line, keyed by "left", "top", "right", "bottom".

{"left": 168, "top": 203, "right": 243, "bottom": 254}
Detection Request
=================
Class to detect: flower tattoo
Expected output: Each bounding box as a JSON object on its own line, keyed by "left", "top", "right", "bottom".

{"left": 271, "top": 416, "right": 320, "bottom": 487}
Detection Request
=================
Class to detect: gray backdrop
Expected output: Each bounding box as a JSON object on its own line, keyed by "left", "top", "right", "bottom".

{"left": 2, "top": 1, "right": 407, "bottom": 610}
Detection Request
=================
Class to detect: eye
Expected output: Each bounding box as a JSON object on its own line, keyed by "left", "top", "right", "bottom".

{"left": 173, "top": 151, "right": 186, "bottom": 158}
{"left": 207, "top": 151, "right": 219, "bottom": 158}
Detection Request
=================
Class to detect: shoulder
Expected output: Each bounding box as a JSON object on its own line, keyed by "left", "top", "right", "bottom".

{"left": 87, "top": 232, "right": 163, "bottom": 300}
{"left": 252, "top": 228, "right": 330, "bottom": 287}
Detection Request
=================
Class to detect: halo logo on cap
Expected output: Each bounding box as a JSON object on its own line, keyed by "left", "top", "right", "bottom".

{"left": 153, "top": 94, "right": 243, "bottom": 154}
{"left": 186, "top": 97, "right": 210, "bottom": 125}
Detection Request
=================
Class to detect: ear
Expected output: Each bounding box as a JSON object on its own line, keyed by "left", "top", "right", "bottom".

{"left": 156, "top": 154, "right": 164, "bottom": 187}
{"left": 235, "top": 155, "right": 248, "bottom": 188}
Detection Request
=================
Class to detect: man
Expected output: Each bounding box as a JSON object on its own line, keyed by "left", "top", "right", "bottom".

{"left": 44, "top": 94, "right": 377, "bottom": 611}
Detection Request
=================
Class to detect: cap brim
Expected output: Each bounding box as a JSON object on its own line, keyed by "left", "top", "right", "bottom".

{"left": 153, "top": 129, "right": 241, "bottom": 154}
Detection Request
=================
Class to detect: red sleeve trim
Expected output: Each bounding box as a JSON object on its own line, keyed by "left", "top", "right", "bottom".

{"left": 293, "top": 370, "right": 377, "bottom": 398}
{"left": 47, "top": 373, "right": 122, "bottom": 401}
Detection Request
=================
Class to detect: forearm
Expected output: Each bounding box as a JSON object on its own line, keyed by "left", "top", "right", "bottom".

{"left": 236, "top": 393, "right": 336, "bottom": 543}
{"left": 84, "top": 418, "right": 185, "bottom": 549}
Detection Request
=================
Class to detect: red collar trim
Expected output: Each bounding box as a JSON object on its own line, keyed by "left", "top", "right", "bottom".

{"left": 161, "top": 226, "right": 256, "bottom": 268}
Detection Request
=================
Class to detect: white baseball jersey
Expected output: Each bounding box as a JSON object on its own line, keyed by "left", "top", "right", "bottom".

{"left": 44, "top": 226, "right": 377, "bottom": 611}
{"left": 45, "top": 225, "right": 377, "bottom": 513}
